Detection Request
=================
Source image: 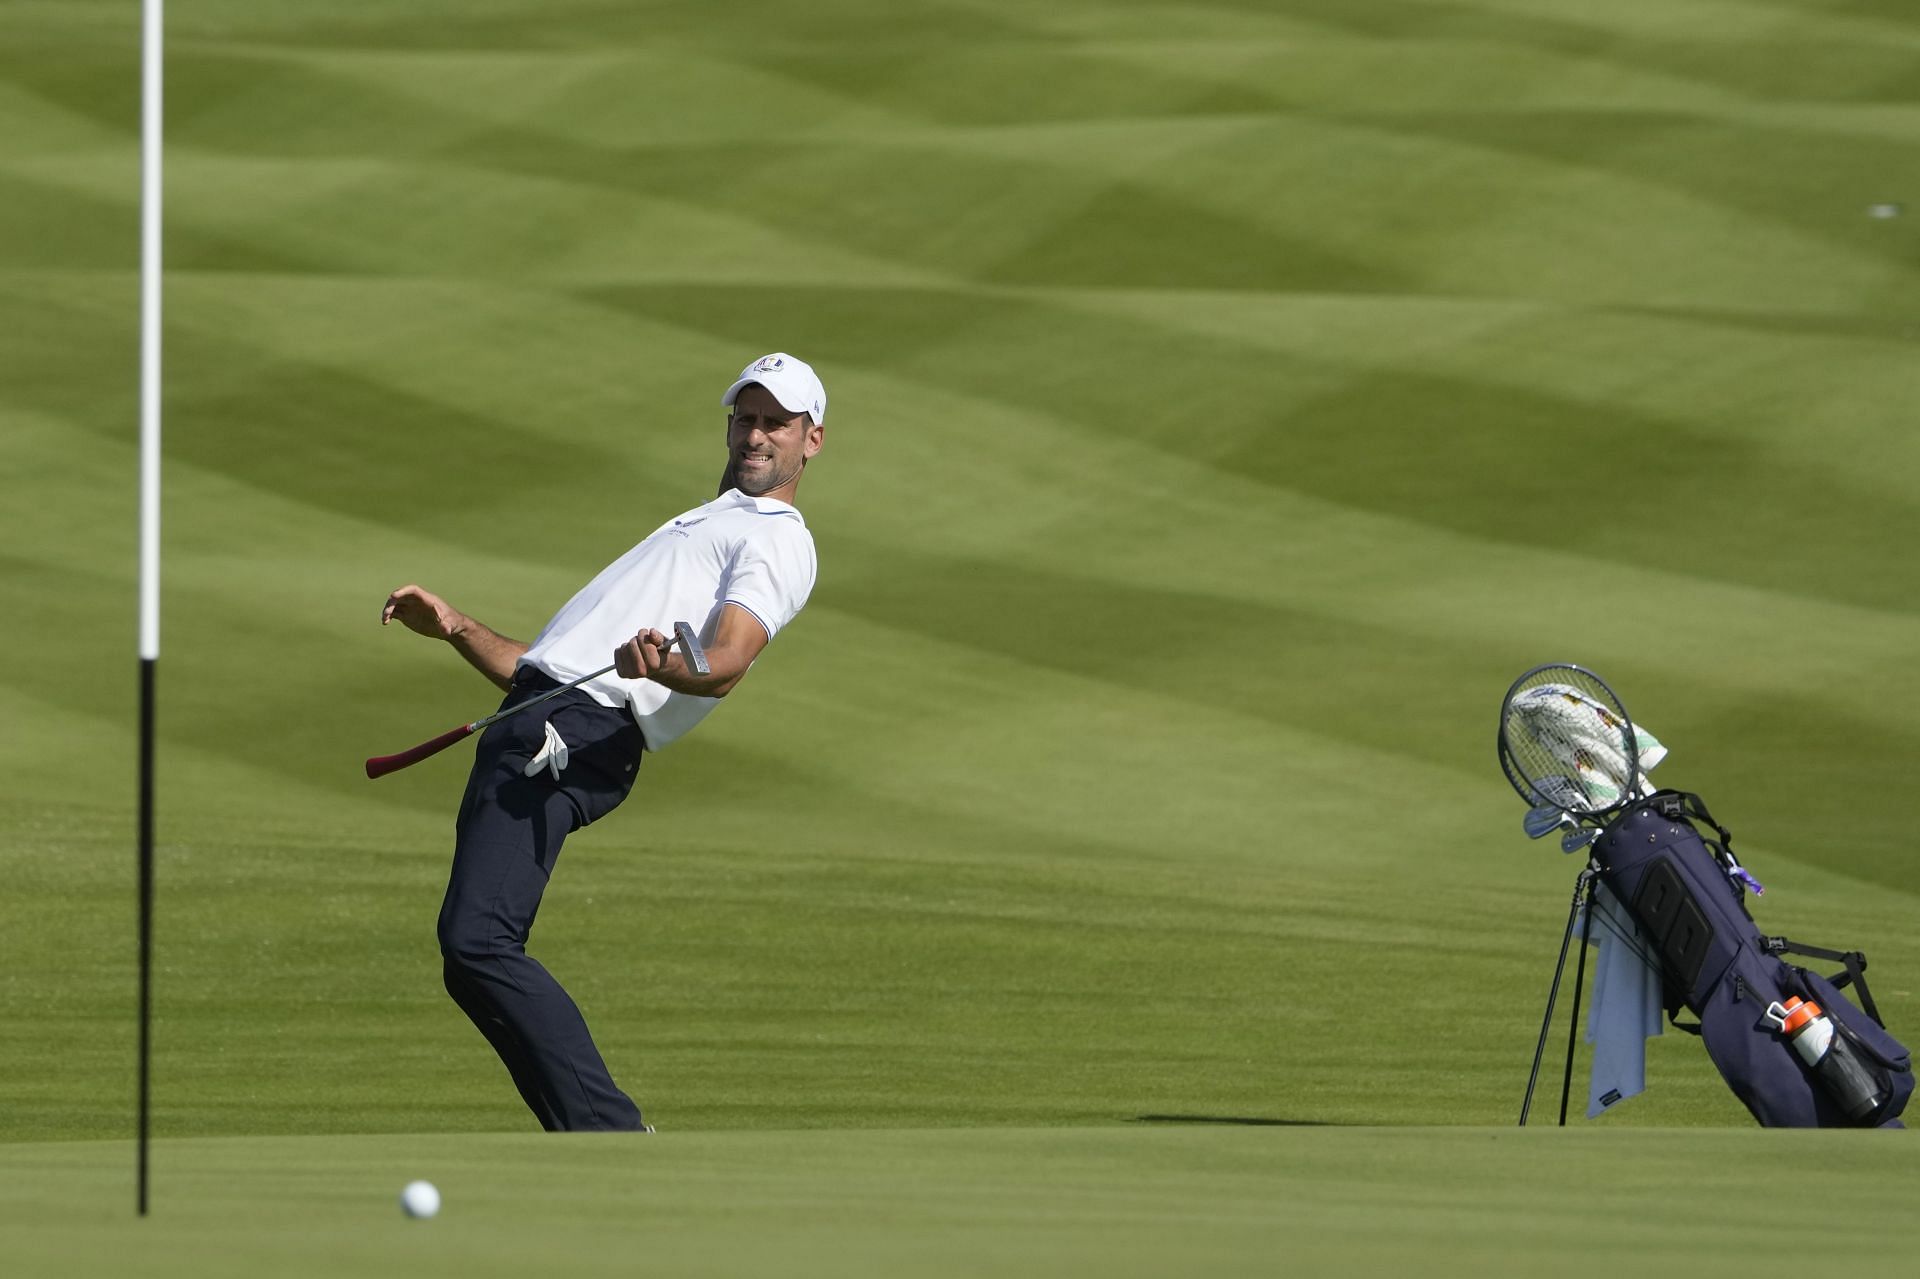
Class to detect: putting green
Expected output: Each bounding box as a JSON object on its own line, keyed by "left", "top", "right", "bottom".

{"left": 5, "top": 1128, "right": 1916, "bottom": 1277}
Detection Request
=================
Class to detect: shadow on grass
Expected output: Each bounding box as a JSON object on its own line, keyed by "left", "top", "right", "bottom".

{"left": 1133, "top": 1114, "right": 1343, "bottom": 1127}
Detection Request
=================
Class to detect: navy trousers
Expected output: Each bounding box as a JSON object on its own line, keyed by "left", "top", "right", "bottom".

{"left": 437, "top": 667, "right": 648, "bottom": 1131}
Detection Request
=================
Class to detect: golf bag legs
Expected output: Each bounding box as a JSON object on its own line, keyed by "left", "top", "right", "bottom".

{"left": 1520, "top": 869, "right": 1593, "bottom": 1127}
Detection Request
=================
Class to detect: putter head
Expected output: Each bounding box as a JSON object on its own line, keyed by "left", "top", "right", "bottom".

{"left": 672, "top": 621, "right": 712, "bottom": 676}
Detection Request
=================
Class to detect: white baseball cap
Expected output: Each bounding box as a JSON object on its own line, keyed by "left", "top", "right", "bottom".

{"left": 721, "top": 353, "right": 826, "bottom": 425}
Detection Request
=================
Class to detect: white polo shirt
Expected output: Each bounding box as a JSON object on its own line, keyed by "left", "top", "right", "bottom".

{"left": 519, "top": 489, "right": 816, "bottom": 750}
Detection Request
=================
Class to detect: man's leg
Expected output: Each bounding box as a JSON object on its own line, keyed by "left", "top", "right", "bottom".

{"left": 436, "top": 680, "right": 647, "bottom": 1132}
{"left": 441, "top": 954, "right": 561, "bottom": 1130}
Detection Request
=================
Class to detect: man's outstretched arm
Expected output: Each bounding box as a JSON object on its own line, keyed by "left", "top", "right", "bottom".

{"left": 381, "top": 584, "right": 527, "bottom": 692}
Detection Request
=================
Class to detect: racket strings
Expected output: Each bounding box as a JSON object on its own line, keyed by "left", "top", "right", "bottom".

{"left": 1499, "top": 667, "right": 1642, "bottom": 818}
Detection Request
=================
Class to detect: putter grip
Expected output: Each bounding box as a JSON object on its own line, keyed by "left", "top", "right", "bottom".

{"left": 365, "top": 723, "right": 475, "bottom": 780}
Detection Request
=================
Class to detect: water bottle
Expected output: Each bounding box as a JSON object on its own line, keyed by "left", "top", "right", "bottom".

{"left": 1765, "top": 996, "right": 1889, "bottom": 1124}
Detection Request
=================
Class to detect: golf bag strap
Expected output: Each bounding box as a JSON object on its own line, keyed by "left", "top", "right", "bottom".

{"left": 1650, "top": 789, "right": 1737, "bottom": 869}
{"left": 1648, "top": 787, "right": 1772, "bottom": 900}
{"left": 1762, "top": 936, "right": 1882, "bottom": 1027}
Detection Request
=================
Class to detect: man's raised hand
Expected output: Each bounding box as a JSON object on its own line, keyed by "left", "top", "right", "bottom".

{"left": 382, "top": 584, "right": 462, "bottom": 641}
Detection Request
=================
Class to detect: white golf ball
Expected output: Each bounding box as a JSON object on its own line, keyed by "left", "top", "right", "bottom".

{"left": 400, "top": 1180, "right": 441, "bottom": 1219}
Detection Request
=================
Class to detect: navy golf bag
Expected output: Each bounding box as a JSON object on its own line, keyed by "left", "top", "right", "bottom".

{"left": 1593, "top": 792, "right": 1913, "bottom": 1127}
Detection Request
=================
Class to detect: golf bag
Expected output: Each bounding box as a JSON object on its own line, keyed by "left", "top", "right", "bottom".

{"left": 1592, "top": 791, "right": 1912, "bottom": 1127}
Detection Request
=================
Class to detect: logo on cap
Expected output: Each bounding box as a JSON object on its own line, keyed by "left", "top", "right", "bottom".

{"left": 750, "top": 356, "right": 786, "bottom": 374}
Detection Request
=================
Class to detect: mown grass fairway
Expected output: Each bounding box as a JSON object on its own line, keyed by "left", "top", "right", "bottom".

{"left": 4, "top": 0, "right": 1918, "bottom": 1271}
{"left": 5, "top": 1129, "right": 1918, "bottom": 1277}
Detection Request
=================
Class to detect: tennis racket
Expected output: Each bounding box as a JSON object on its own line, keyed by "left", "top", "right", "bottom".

{"left": 1498, "top": 663, "right": 1646, "bottom": 825}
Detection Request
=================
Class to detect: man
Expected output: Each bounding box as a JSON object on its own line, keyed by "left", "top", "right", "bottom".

{"left": 379, "top": 353, "right": 826, "bottom": 1131}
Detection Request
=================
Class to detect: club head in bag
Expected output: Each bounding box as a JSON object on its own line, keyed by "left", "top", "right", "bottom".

{"left": 1561, "top": 828, "right": 1600, "bottom": 854}
{"left": 1531, "top": 774, "right": 1587, "bottom": 814}
{"left": 1524, "top": 799, "right": 1593, "bottom": 853}
{"left": 1524, "top": 804, "right": 1567, "bottom": 840}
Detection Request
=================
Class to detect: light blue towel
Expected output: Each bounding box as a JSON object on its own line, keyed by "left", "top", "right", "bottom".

{"left": 1581, "top": 881, "right": 1664, "bottom": 1117}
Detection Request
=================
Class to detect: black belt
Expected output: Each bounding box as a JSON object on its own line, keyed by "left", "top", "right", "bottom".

{"left": 511, "top": 665, "right": 564, "bottom": 692}
{"left": 508, "top": 665, "right": 649, "bottom": 753}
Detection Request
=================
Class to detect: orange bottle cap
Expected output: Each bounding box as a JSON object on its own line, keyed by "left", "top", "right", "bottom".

{"left": 1778, "top": 996, "right": 1823, "bottom": 1035}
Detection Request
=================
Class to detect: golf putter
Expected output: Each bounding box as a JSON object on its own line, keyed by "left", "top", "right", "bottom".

{"left": 366, "top": 622, "right": 711, "bottom": 779}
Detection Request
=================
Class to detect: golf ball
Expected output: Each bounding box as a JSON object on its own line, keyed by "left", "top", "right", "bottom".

{"left": 400, "top": 1179, "right": 441, "bottom": 1219}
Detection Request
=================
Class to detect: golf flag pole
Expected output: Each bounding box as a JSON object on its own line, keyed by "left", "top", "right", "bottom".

{"left": 138, "top": 0, "right": 164, "bottom": 1219}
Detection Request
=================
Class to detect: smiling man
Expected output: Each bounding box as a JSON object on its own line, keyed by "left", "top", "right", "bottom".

{"left": 379, "top": 352, "right": 825, "bottom": 1131}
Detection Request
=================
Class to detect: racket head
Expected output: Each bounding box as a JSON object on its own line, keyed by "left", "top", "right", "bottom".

{"left": 1498, "top": 663, "right": 1643, "bottom": 820}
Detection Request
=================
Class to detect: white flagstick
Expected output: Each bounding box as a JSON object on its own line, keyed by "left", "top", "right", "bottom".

{"left": 137, "top": 0, "right": 163, "bottom": 1219}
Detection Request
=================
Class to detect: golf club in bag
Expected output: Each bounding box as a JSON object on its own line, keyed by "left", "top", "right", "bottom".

{"left": 1499, "top": 664, "right": 1912, "bottom": 1128}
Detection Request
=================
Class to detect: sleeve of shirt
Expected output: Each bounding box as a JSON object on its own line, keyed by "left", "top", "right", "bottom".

{"left": 722, "top": 519, "right": 817, "bottom": 641}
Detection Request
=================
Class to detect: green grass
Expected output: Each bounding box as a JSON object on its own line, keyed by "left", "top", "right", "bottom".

{"left": 4, "top": 0, "right": 1919, "bottom": 1271}
{"left": 6, "top": 1129, "right": 1918, "bottom": 1277}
